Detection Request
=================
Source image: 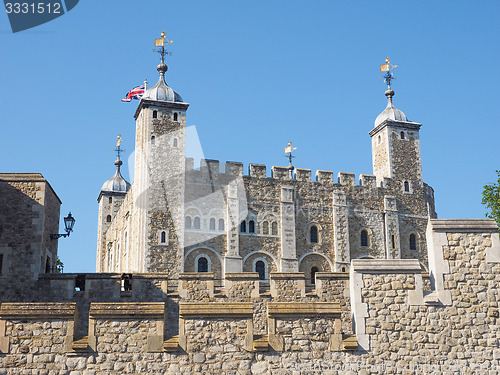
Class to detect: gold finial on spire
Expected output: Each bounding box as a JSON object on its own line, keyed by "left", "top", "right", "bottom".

{"left": 116, "top": 134, "right": 122, "bottom": 148}
{"left": 113, "top": 134, "right": 125, "bottom": 161}
{"left": 154, "top": 30, "right": 174, "bottom": 65}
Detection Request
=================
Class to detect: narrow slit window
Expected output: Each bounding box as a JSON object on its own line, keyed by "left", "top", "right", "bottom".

{"left": 173, "top": 112, "right": 178, "bottom": 121}
{"left": 106, "top": 215, "right": 112, "bottom": 223}
{"left": 310, "top": 225, "right": 318, "bottom": 243}
{"left": 151, "top": 135, "right": 155, "bottom": 145}
{"left": 108, "top": 197, "right": 112, "bottom": 204}
{"left": 391, "top": 234, "right": 395, "bottom": 249}
{"left": 410, "top": 234, "right": 417, "bottom": 250}
{"left": 160, "top": 231, "right": 166, "bottom": 243}
{"left": 404, "top": 181, "right": 410, "bottom": 192}
{"left": 361, "top": 230, "right": 368, "bottom": 247}
{"left": 249, "top": 220, "right": 255, "bottom": 233}
{"left": 173, "top": 138, "right": 178, "bottom": 147}
{"left": 153, "top": 110, "right": 157, "bottom": 119}
{"left": 400, "top": 131, "right": 405, "bottom": 139}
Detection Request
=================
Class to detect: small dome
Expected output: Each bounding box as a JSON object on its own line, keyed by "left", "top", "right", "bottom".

{"left": 142, "top": 63, "right": 183, "bottom": 102}
{"left": 101, "top": 159, "right": 131, "bottom": 193}
{"left": 374, "top": 89, "right": 408, "bottom": 127}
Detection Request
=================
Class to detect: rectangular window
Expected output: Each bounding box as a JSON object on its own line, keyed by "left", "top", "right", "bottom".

{"left": 0, "top": 254, "right": 3, "bottom": 274}
{"left": 391, "top": 235, "right": 395, "bottom": 249}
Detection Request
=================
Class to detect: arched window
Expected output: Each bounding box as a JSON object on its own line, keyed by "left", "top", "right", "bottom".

{"left": 153, "top": 110, "right": 157, "bottom": 119}
{"left": 193, "top": 217, "right": 201, "bottom": 230}
{"left": 173, "top": 138, "right": 178, "bottom": 147}
{"left": 361, "top": 230, "right": 369, "bottom": 247}
{"left": 240, "top": 221, "right": 246, "bottom": 233}
{"left": 173, "top": 112, "right": 178, "bottom": 121}
{"left": 218, "top": 218, "right": 225, "bottom": 231}
{"left": 410, "top": 234, "right": 417, "bottom": 251}
{"left": 185, "top": 216, "right": 192, "bottom": 229}
{"left": 271, "top": 222, "right": 278, "bottom": 236}
{"left": 310, "top": 225, "right": 318, "bottom": 243}
{"left": 341, "top": 266, "right": 346, "bottom": 273}
{"left": 378, "top": 135, "right": 381, "bottom": 144}
{"left": 160, "top": 231, "right": 166, "bottom": 243}
{"left": 404, "top": 181, "right": 410, "bottom": 192}
{"left": 263, "top": 221, "right": 269, "bottom": 235}
{"left": 106, "top": 215, "right": 112, "bottom": 223}
{"left": 310, "top": 266, "right": 318, "bottom": 285}
{"left": 249, "top": 220, "right": 255, "bottom": 233}
{"left": 255, "top": 260, "right": 266, "bottom": 280}
{"left": 197, "top": 257, "right": 208, "bottom": 273}
{"left": 108, "top": 197, "right": 112, "bottom": 204}
{"left": 209, "top": 218, "right": 216, "bottom": 231}
{"left": 400, "top": 131, "right": 405, "bottom": 139}
{"left": 151, "top": 135, "right": 155, "bottom": 145}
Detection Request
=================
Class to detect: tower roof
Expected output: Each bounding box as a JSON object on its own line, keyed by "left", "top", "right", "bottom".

{"left": 374, "top": 89, "right": 408, "bottom": 126}
{"left": 142, "top": 62, "right": 184, "bottom": 103}
{"left": 100, "top": 158, "right": 131, "bottom": 194}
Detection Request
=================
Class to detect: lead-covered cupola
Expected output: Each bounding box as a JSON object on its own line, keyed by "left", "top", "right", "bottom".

{"left": 141, "top": 61, "right": 184, "bottom": 103}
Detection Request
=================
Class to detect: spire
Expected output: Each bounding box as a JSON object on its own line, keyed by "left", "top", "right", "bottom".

{"left": 100, "top": 135, "right": 131, "bottom": 195}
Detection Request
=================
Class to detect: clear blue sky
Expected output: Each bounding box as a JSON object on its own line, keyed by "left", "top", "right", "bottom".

{"left": 2, "top": 1, "right": 499, "bottom": 273}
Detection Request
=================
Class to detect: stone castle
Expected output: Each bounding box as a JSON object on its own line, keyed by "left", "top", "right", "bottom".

{"left": 0, "top": 43, "right": 499, "bottom": 374}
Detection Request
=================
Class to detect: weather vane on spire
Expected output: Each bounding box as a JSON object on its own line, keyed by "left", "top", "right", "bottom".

{"left": 154, "top": 30, "right": 174, "bottom": 63}
{"left": 284, "top": 141, "right": 297, "bottom": 168}
{"left": 380, "top": 57, "right": 398, "bottom": 90}
{"left": 114, "top": 134, "right": 125, "bottom": 160}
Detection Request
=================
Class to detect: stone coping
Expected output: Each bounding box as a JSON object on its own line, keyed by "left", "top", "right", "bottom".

{"left": 269, "top": 272, "right": 305, "bottom": 280}
{"left": 39, "top": 273, "right": 172, "bottom": 280}
{"left": 430, "top": 219, "right": 499, "bottom": 232}
{"left": 225, "top": 272, "right": 259, "bottom": 280}
{"left": 179, "top": 302, "right": 253, "bottom": 318}
{"left": 89, "top": 303, "right": 165, "bottom": 318}
{"left": 0, "top": 303, "right": 76, "bottom": 319}
{"left": 0, "top": 173, "right": 45, "bottom": 181}
{"left": 351, "top": 259, "right": 421, "bottom": 273}
{"left": 179, "top": 273, "right": 215, "bottom": 280}
{"left": 315, "top": 272, "right": 349, "bottom": 279}
{"left": 268, "top": 302, "right": 341, "bottom": 317}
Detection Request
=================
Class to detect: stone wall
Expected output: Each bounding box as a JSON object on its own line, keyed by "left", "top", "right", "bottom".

{"left": 1, "top": 219, "right": 499, "bottom": 374}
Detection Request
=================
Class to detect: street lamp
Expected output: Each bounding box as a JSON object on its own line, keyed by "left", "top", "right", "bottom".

{"left": 50, "top": 212, "right": 76, "bottom": 240}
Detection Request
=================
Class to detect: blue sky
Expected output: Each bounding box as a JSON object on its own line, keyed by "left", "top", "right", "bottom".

{"left": 2, "top": 1, "right": 499, "bottom": 272}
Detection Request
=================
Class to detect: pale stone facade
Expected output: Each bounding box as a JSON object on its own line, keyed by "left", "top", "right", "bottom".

{"left": 96, "top": 61, "right": 437, "bottom": 283}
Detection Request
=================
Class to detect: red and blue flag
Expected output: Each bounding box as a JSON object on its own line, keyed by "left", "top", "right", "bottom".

{"left": 121, "top": 84, "right": 145, "bottom": 102}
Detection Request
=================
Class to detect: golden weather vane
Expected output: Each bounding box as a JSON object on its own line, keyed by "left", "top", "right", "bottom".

{"left": 113, "top": 134, "right": 125, "bottom": 160}
{"left": 154, "top": 30, "right": 174, "bottom": 62}
{"left": 380, "top": 57, "right": 398, "bottom": 89}
{"left": 284, "top": 141, "right": 297, "bottom": 167}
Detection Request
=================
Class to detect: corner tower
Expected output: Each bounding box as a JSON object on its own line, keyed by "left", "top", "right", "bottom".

{"left": 131, "top": 32, "right": 189, "bottom": 274}
{"left": 369, "top": 59, "right": 423, "bottom": 190}
{"left": 96, "top": 140, "right": 131, "bottom": 272}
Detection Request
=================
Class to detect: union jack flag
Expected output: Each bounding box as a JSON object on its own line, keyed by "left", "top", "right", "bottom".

{"left": 121, "top": 84, "right": 146, "bottom": 102}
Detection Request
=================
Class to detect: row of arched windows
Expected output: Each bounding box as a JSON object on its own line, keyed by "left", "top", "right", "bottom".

{"left": 360, "top": 229, "right": 418, "bottom": 250}
{"left": 186, "top": 216, "right": 225, "bottom": 231}
{"left": 240, "top": 220, "right": 279, "bottom": 235}
{"left": 152, "top": 110, "right": 179, "bottom": 122}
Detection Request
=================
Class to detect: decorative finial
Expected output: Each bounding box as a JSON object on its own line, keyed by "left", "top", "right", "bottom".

{"left": 153, "top": 30, "right": 174, "bottom": 75}
{"left": 380, "top": 57, "right": 398, "bottom": 90}
{"left": 284, "top": 141, "right": 297, "bottom": 168}
{"left": 113, "top": 134, "right": 125, "bottom": 167}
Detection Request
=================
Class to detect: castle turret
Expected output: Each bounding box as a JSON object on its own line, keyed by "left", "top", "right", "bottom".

{"left": 96, "top": 144, "right": 130, "bottom": 272}
{"left": 130, "top": 32, "right": 189, "bottom": 274}
{"left": 369, "top": 62, "right": 423, "bottom": 190}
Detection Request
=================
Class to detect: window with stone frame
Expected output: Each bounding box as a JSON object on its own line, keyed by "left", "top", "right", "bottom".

{"left": 310, "top": 266, "right": 319, "bottom": 285}
{"left": 240, "top": 221, "right": 246, "bottom": 233}
{"left": 197, "top": 257, "right": 209, "bottom": 273}
{"left": 310, "top": 225, "right": 318, "bottom": 243}
{"left": 248, "top": 220, "right": 255, "bottom": 233}
{"left": 361, "top": 229, "right": 369, "bottom": 247}
{"left": 404, "top": 181, "right": 410, "bottom": 192}
{"left": 409, "top": 233, "right": 417, "bottom": 251}
{"left": 173, "top": 112, "right": 178, "bottom": 121}
{"left": 108, "top": 197, "right": 112, "bottom": 204}
{"left": 271, "top": 222, "right": 278, "bottom": 236}
{"left": 106, "top": 215, "right": 112, "bottom": 223}
{"left": 255, "top": 260, "right": 266, "bottom": 280}
{"left": 218, "top": 218, "right": 225, "bottom": 231}
{"left": 209, "top": 218, "right": 216, "bottom": 231}
{"left": 160, "top": 231, "right": 167, "bottom": 244}
{"left": 185, "top": 216, "right": 192, "bottom": 229}
{"left": 400, "top": 131, "right": 405, "bottom": 139}
{"left": 153, "top": 110, "right": 158, "bottom": 118}
{"left": 262, "top": 221, "right": 269, "bottom": 235}
{"left": 193, "top": 217, "right": 201, "bottom": 230}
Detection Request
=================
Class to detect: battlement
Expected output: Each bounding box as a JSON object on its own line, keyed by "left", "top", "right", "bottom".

{"left": 185, "top": 157, "right": 383, "bottom": 188}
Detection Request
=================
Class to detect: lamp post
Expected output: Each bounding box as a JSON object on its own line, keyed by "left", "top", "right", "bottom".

{"left": 50, "top": 212, "right": 76, "bottom": 240}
